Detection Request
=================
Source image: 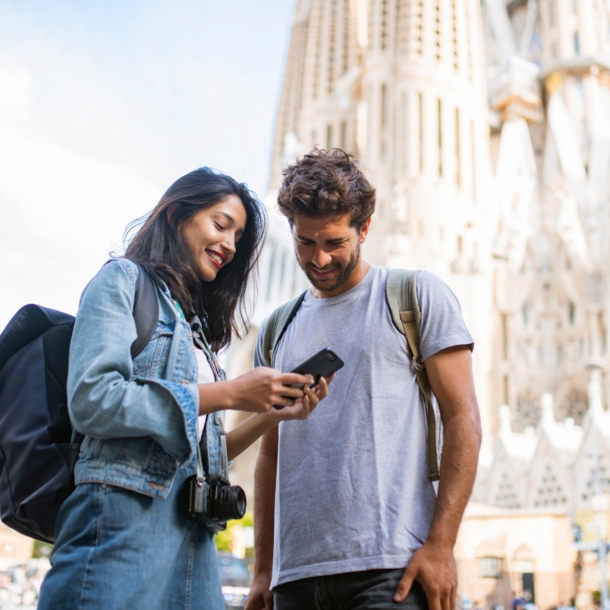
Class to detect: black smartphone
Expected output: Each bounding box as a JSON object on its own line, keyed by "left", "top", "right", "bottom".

{"left": 273, "top": 348, "right": 344, "bottom": 409}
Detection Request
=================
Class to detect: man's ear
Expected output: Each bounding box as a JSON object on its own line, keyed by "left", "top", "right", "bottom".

{"left": 359, "top": 217, "right": 372, "bottom": 244}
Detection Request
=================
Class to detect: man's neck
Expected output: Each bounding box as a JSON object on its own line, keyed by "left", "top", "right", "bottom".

{"left": 311, "top": 259, "right": 371, "bottom": 299}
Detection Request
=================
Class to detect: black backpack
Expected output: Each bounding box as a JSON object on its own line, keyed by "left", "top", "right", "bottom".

{"left": 0, "top": 264, "right": 159, "bottom": 543}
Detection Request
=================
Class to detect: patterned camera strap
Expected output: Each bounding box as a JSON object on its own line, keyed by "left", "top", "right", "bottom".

{"left": 174, "top": 300, "right": 228, "bottom": 479}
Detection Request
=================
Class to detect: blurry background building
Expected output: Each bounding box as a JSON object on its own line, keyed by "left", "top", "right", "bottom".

{"left": 224, "top": 0, "right": 610, "bottom": 606}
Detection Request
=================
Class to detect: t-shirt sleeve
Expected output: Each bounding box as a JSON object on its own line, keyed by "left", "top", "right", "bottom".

{"left": 416, "top": 271, "right": 474, "bottom": 361}
{"left": 253, "top": 318, "right": 270, "bottom": 368}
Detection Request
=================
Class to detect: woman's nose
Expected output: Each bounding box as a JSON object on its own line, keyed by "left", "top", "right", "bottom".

{"left": 223, "top": 234, "right": 237, "bottom": 256}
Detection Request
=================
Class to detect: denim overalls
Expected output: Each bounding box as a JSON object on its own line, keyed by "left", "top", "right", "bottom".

{"left": 38, "top": 259, "right": 226, "bottom": 610}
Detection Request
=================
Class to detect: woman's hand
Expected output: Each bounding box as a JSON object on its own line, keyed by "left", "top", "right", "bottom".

{"left": 225, "top": 374, "right": 334, "bottom": 461}
{"left": 223, "top": 366, "right": 314, "bottom": 413}
{"left": 267, "top": 375, "right": 332, "bottom": 423}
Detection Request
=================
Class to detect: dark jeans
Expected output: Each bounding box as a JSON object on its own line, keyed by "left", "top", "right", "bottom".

{"left": 273, "top": 569, "right": 429, "bottom": 610}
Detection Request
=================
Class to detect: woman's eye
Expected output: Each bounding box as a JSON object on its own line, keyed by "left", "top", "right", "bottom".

{"left": 214, "top": 222, "right": 225, "bottom": 231}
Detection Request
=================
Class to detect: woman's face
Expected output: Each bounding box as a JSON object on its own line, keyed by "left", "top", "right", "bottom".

{"left": 179, "top": 194, "right": 247, "bottom": 282}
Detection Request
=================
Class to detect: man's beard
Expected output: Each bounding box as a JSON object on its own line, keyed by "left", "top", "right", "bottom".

{"left": 297, "top": 242, "right": 361, "bottom": 292}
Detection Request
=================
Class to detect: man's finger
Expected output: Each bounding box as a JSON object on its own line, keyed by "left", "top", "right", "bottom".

{"left": 393, "top": 566, "right": 416, "bottom": 603}
{"left": 424, "top": 584, "right": 443, "bottom": 610}
{"left": 440, "top": 586, "right": 453, "bottom": 610}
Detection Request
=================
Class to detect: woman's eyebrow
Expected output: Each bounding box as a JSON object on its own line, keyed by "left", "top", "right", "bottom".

{"left": 216, "top": 211, "right": 235, "bottom": 225}
{"left": 217, "top": 211, "right": 246, "bottom": 233}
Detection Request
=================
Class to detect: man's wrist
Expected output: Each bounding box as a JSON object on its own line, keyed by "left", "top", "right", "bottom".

{"left": 424, "top": 530, "right": 456, "bottom": 550}
{"left": 252, "top": 564, "right": 273, "bottom": 581}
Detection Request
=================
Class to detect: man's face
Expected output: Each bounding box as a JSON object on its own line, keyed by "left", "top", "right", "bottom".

{"left": 291, "top": 214, "right": 369, "bottom": 293}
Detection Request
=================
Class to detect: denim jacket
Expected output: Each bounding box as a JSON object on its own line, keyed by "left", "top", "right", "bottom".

{"left": 67, "top": 258, "right": 222, "bottom": 499}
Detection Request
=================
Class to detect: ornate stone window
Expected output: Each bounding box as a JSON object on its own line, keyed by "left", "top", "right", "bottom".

{"left": 559, "top": 389, "right": 587, "bottom": 425}
{"left": 480, "top": 556, "right": 502, "bottom": 579}
{"left": 514, "top": 393, "right": 541, "bottom": 431}
{"left": 494, "top": 471, "right": 521, "bottom": 508}
{"left": 581, "top": 457, "right": 610, "bottom": 504}
{"left": 534, "top": 464, "right": 567, "bottom": 507}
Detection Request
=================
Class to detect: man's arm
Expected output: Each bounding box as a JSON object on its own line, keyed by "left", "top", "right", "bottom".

{"left": 394, "top": 345, "right": 482, "bottom": 609}
{"left": 244, "top": 426, "right": 279, "bottom": 610}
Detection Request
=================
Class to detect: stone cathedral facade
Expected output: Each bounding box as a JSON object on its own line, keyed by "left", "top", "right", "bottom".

{"left": 226, "top": 0, "right": 610, "bottom": 516}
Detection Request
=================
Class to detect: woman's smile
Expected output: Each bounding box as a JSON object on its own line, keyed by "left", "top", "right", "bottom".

{"left": 206, "top": 249, "right": 226, "bottom": 269}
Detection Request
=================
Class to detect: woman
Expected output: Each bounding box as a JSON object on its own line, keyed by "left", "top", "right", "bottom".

{"left": 38, "top": 167, "right": 329, "bottom": 610}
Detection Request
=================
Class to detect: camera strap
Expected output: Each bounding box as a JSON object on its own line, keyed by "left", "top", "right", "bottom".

{"left": 197, "top": 415, "right": 230, "bottom": 480}
{"left": 194, "top": 327, "right": 230, "bottom": 482}
{"left": 197, "top": 419, "right": 209, "bottom": 479}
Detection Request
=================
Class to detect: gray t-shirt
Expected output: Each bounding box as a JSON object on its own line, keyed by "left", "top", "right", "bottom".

{"left": 253, "top": 266, "right": 473, "bottom": 587}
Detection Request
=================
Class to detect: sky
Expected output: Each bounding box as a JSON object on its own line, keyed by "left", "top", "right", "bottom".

{"left": 0, "top": 0, "right": 294, "bottom": 328}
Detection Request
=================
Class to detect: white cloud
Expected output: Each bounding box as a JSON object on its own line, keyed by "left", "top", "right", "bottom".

{"left": 0, "top": 60, "right": 163, "bottom": 328}
{"left": 0, "top": 54, "right": 31, "bottom": 123}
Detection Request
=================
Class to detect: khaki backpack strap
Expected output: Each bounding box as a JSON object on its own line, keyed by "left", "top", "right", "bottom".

{"left": 386, "top": 269, "right": 440, "bottom": 482}
{"left": 261, "top": 291, "right": 308, "bottom": 367}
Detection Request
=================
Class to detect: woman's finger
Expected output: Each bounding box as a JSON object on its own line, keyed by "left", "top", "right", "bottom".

{"left": 269, "top": 400, "right": 304, "bottom": 421}
{"left": 272, "top": 395, "right": 298, "bottom": 407}
{"left": 280, "top": 373, "right": 314, "bottom": 387}
{"left": 314, "top": 376, "right": 330, "bottom": 399}
{"left": 303, "top": 387, "right": 319, "bottom": 411}
{"left": 276, "top": 385, "right": 306, "bottom": 399}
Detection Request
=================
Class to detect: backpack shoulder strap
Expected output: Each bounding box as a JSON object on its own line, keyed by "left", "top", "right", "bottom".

{"left": 131, "top": 265, "right": 159, "bottom": 359}
{"left": 261, "top": 291, "right": 308, "bottom": 367}
{"left": 386, "top": 269, "right": 440, "bottom": 482}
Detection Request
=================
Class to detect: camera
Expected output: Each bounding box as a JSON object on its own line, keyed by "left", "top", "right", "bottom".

{"left": 325, "top": 351, "right": 336, "bottom": 361}
{"left": 185, "top": 473, "right": 246, "bottom": 533}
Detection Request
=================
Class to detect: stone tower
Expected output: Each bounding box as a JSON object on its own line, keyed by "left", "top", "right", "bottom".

{"left": 268, "top": 0, "right": 362, "bottom": 193}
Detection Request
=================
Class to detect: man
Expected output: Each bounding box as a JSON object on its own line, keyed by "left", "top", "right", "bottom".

{"left": 245, "top": 149, "right": 482, "bottom": 610}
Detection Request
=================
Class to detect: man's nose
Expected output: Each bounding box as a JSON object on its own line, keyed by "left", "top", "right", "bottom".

{"left": 311, "top": 248, "right": 332, "bottom": 268}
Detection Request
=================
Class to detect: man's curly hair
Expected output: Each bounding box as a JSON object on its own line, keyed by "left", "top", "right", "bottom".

{"left": 277, "top": 148, "right": 376, "bottom": 228}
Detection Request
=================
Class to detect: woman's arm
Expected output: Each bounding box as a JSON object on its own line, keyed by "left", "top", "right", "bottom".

{"left": 197, "top": 367, "right": 316, "bottom": 416}
{"left": 224, "top": 378, "right": 330, "bottom": 461}
{"left": 68, "top": 259, "right": 198, "bottom": 463}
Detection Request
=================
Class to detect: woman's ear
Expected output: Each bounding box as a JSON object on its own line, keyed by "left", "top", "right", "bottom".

{"left": 166, "top": 203, "right": 181, "bottom": 228}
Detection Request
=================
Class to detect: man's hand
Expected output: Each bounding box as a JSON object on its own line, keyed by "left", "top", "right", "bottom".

{"left": 244, "top": 574, "right": 274, "bottom": 610}
{"left": 393, "top": 541, "right": 457, "bottom": 609}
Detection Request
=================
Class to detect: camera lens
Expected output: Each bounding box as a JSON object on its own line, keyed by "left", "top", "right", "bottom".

{"left": 326, "top": 352, "right": 336, "bottom": 361}
{"left": 216, "top": 485, "right": 247, "bottom": 521}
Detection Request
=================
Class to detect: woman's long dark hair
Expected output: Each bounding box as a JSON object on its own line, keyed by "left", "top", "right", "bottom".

{"left": 124, "top": 167, "right": 266, "bottom": 352}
